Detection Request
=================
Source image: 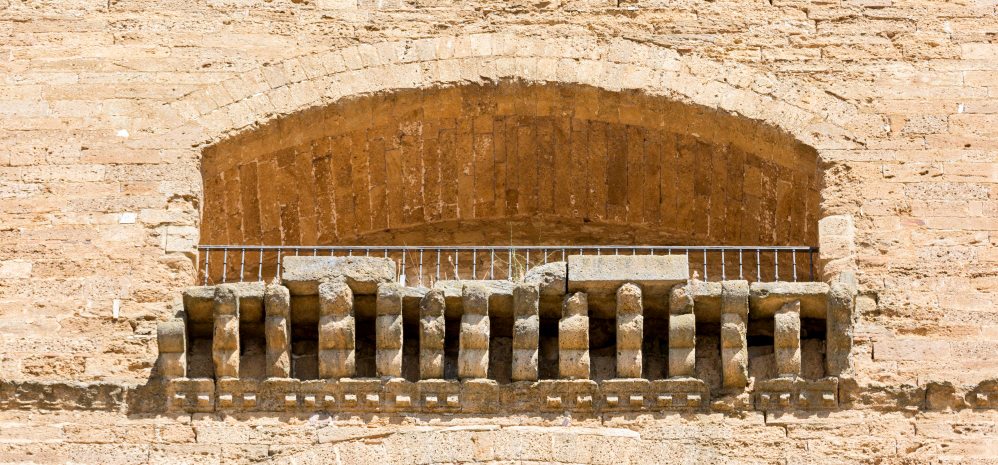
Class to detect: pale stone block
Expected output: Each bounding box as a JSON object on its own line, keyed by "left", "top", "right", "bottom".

{"left": 749, "top": 282, "right": 831, "bottom": 319}
{"left": 213, "top": 285, "right": 239, "bottom": 379}
{"left": 826, "top": 280, "right": 855, "bottom": 376}
{"left": 420, "top": 289, "right": 446, "bottom": 379}
{"left": 281, "top": 256, "right": 396, "bottom": 295}
{"left": 567, "top": 255, "right": 688, "bottom": 296}
{"left": 669, "top": 284, "right": 695, "bottom": 378}
{"left": 512, "top": 283, "right": 540, "bottom": 381}
{"left": 616, "top": 283, "right": 643, "bottom": 379}
{"left": 459, "top": 284, "right": 489, "bottom": 379}
{"left": 319, "top": 281, "right": 355, "bottom": 379}
{"left": 523, "top": 262, "right": 567, "bottom": 297}
{"left": 376, "top": 283, "right": 403, "bottom": 378}
{"left": 157, "top": 319, "right": 187, "bottom": 379}
{"left": 560, "top": 292, "right": 590, "bottom": 380}
{"left": 157, "top": 320, "right": 186, "bottom": 354}
{"left": 775, "top": 301, "right": 802, "bottom": 378}
{"left": 720, "top": 281, "right": 749, "bottom": 389}
{"left": 265, "top": 284, "right": 291, "bottom": 379}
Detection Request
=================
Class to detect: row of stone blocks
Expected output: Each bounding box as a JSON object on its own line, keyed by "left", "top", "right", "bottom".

{"left": 158, "top": 254, "right": 856, "bottom": 410}
{"left": 165, "top": 377, "right": 710, "bottom": 413}
{"left": 163, "top": 377, "right": 843, "bottom": 413}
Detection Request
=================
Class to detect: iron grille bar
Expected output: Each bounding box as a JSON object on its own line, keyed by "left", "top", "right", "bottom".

{"left": 196, "top": 245, "right": 820, "bottom": 286}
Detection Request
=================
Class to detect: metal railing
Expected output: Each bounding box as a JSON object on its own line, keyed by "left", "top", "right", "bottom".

{"left": 197, "top": 245, "right": 819, "bottom": 287}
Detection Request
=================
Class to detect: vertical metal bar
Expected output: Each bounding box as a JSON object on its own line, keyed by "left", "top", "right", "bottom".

{"left": 295, "top": 248, "right": 300, "bottom": 256}
{"left": 258, "top": 247, "right": 263, "bottom": 282}
{"left": 419, "top": 250, "right": 424, "bottom": 287}
{"left": 756, "top": 249, "right": 761, "bottom": 282}
{"left": 809, "top": 249, "right": 815, "bottom": 281}
{"left": 313, "top": 248, "right": 317, "bottom": 256}
{"left": 561, "top": 248, "right": 566, "bottom": 261}
{"left": 401, "top": 249, "right": 407, "bottom": 285}
{"left": 543, "top": 248, "right": 548, "bottom": 264}
{"left": 276, "top": 249, "right": 282, "bottom": 281}
{"left": 525, "top": 249, "right": 530, "bottom": 276}
{"left": 490, "top": 249, "right": 495, "bottom": 279}
{"left": 454, "top": 249, "right": 459, "bottom": 280}
{"left": 738, "top": 249, "right": 743, "bottom": 280}
{"left": 384, "top": 249, "right": 388, "bottom": 258}
{"left": 348, "top": 248, "right": 353, "bottom": 257}
{"left": 221, "top": 248, "right": 228, "bottom": 283}
{"left": 703, "top": 250, "right": 708, "bottom": 281}
{"left": 775, "top": 250, "right": 780, "bottom": 281}
{"left": 203, "top": 249, "right": 210, "bottom": 286}
{"left": 507, "top": 247, "right": 512, "bottom": 281}
{"left": 239, "top": 248, "right": 246, "bottom": 282}
{"left": 792, "top": 250, "right": 798, "bottom": 282}
{"left": 614, "top": 248, "right": 619, "bottom": 255}
{"left": 365, "top": 248, "right": 370, "bottom": 257}
{"left": 721, "top": 249, "right": 726, "bottom": 281}
{"left": 472, "top": 250, "right": 477, "bottom": 279}
{"left": 435, "top": 250, "right": 441, "bottom": 282}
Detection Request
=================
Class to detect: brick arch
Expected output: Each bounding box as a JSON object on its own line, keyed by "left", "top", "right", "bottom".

{"left": 176, "top": 34, "right": 870, "bottom": 250}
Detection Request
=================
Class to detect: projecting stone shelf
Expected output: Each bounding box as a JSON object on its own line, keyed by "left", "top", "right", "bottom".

{"left": 158, "top": 253, "right": 856, "bottom": 413}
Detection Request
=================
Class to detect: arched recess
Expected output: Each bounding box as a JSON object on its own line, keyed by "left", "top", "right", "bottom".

{"left": 201, "top": 82, "right": 821, "bottom": 248}
{"left": 174, "top": 36, "right": 865, "bottom": 384}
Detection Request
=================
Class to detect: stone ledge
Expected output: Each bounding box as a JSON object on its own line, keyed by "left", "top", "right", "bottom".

{"left": 567, "top": 255, "right": 689, "bottom": 297}
{"left": 282, "top": 256, "right": 396, "bottom": 295}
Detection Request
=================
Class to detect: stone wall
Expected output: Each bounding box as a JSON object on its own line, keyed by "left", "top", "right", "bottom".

{"left": 0, "top": 0, "right": 996, "bottom": 463}
{"left": 201, "top": 83, "right": 821, "bottom": 248}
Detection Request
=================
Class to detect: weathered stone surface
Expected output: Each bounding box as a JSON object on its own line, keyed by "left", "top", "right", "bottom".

{"left": 523, "top": 262, "right": 567, "bottom": 297}
{"left": 213, "top": 285, "right": 240, "bottom": 379}
{"left": 282, "top": 256, "right": 396, "bottom": 295}
{"left": 774, "top": 300, "right": 802, "bottom": 378}
{"left": 615, "top": 283, "right": 642, "bottom": 379}
{"left": 826, "top": 278, "right": 855, "bottom": 377}
{"left": 560, "top": 292, "right": 590, "bottom": 380}
{"left": 265, "top": 284, "right": 292, "bottom": 379}
{"left": 669, "top": 284, "right": 695, "bottom": 378}
{"left": 459, "top": 284, "right": 490, "bottom": 379}
{"left": 5, "top": 6, "right": 998, "bottom": 461}
{"left": 376, "top": 283, "right": 404, "bottom": 378}
{"left": 720, "top": 281, "right": 749, "bottom": 390}
{"left": 567, "top": 255, "right": 689, "bottom": 296}
{"left": 419, "top": 289, "right": 445, "bottom": 379}
{"left": 511, "top": 283, "right": 540, "bottom": 381}
{"left": 749, "top": 282, "right": 830, "bottom": 319}
{"left": 318, "top": 281, "right": 355, "bottom": 379}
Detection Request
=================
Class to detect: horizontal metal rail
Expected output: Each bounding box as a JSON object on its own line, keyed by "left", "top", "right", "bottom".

{"left": 197, "top": 245, "right": 819, "bottom": 287}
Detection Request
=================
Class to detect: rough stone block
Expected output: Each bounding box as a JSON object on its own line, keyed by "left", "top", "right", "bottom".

{"left": 749, "top": 282, "right": 830, "bottom": 319}
{"left": 524, "top": 262, "right": 567, "bottom": 297}
{"left": 265, "top": 284, "right": 291, "bottom": 378}
{"left": 720, "top": 280, "right": 749, "bottom": 389}
{"left": 616, "top": 283, "right": 643, "bottom": 379}
{"left": 826, "top": 279, "right": 855, "bottom": 376}
{"left": 775, "top": 300, "right": 801, "bottom": 378}
{"left": 213, "top": 285, "right": 240, "bottom": 379}
{"left": 459, "top": 284, "right": 490, "bottom": 379}
{"left": 560, "top": 292, "right": 590, "bottom": 380}
{"left": 319, "top": 281, "right": 355, "bottom": 379}
{"left": 282, "top": 256, "right": 396, "bottom": 295}
{"left": 567, "top": 255, "right": 688, "bottom": 296}
{"left": 512, "top": 283, "right": 540, "bottom": 381}
{"left": 669, "top": 284, "right": 695, "bottom": 378}
{"left": 420, "top": 289, "right": 446, "bottom": 379}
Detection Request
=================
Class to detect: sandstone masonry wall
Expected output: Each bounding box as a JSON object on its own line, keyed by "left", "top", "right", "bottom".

{"left": 0, "top": 1, "right": 996, "bottom": 463}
